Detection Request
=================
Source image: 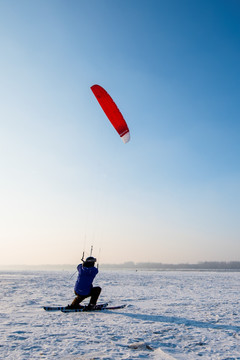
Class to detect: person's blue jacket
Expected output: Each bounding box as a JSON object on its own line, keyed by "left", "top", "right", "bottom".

{"left": 74, "top": 264, "right": 98, "bottom": 295}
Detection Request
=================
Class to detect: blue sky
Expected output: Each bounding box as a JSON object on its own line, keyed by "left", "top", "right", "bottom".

{"left": 0, "top": 0, "right": 239, "bottom": 265}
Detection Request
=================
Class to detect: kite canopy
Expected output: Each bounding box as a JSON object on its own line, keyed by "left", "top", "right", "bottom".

{"left": 91, "top": 84, "right": 130, "bottom": 143}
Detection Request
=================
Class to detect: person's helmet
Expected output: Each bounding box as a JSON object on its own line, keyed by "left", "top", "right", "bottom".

{"left": 85, "top": 256, "right": 96, "bottom": 263}
{"left": 83, "top": 256, "right": 96, "bottom": 267}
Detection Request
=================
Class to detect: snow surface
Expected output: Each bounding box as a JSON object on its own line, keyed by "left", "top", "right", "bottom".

{"left": 1, "top": 270, "right": 240, "bottom": 359}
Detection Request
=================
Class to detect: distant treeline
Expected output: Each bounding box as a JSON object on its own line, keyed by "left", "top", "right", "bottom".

{"left": 101, "top": 261, "right": 240, "bottom": 271}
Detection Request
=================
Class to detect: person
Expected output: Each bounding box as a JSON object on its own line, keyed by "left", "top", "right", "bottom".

{"left": 68, "top": 256, "right": 101, "bottom": 309}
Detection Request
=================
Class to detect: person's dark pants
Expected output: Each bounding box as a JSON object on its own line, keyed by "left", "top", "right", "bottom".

{"left": 71, "top": 287, "right": 101, "bottom": 307}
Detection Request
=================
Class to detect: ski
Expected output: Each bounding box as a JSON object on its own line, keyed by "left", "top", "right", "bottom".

{"left": 102, "top": 304, "right": 126, "bottom": 310}
{"left": 43, "top": 303, "right": 108, "bottom": 312}
{"left": 43, "top": 303, "right": 126, "bottom": 312}
{"left": 43, "top": 306, "right": 67, "bottom": 311}
{"left": 61, "top": 304, "right": 126, "bottom": 313}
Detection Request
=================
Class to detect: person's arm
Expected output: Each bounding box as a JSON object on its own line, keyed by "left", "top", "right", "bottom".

{"left": 77, "top": 264, "right": 82, "bottom": 272}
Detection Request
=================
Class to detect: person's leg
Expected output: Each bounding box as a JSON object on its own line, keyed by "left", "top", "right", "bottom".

{"left": 88, "top": 287, "right": 101, "bottom": 306}
{"left": 70, "top": 292, "right": 87, "bottom": 308}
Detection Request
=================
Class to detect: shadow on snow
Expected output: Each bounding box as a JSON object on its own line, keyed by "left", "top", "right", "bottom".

{"left": 107, "top": 311, "right": 240, "bottom": 332}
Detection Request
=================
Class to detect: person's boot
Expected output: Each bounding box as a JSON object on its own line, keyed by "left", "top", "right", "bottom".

{"left": 86, "top": 303, "right": 96, "bottom": 310}
{"left": 66, "top": 303, "right": 83, "bottom": 309}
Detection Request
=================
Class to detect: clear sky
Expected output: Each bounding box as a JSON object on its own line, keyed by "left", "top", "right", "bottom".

{"left": 0, "top": 0, "right": 239, "bottom": 265}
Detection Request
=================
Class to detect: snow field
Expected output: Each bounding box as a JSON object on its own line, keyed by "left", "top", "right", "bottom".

{"left": 0, "top": 270, "right": 240, "bottom": 359}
